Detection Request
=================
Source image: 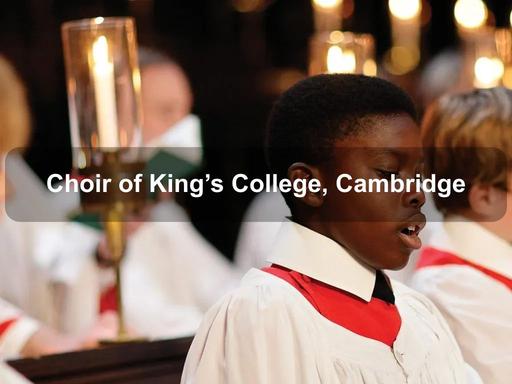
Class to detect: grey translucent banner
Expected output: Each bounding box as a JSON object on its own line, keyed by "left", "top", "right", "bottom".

{"left": 4, "top": 147, "right": 509, "bottom": 223}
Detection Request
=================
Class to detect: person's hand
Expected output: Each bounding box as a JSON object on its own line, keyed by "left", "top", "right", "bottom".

{"left": 20, "top": 312, "right": 135, "bottom": 357}
{"left": 79, "top": 311, "right": 121, "bottom": 349}
{"left": 21, "top": 325, "right": 81, "bottom": 357}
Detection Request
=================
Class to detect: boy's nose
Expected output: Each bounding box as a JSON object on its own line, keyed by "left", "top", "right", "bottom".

{"left": 403, "top": 189, "right": 426, "bottom": 209}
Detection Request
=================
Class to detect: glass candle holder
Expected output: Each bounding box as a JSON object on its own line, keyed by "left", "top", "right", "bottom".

{"left": 62, "top": 17, "right": 145, "bottom": 211}
{"left": 309, "top": 31, "right": 376, "bottom": 76}
{"left": 385, "top": 0, "right": 422, "bottom": 75}
{"left": 460, "top": 27, "right": 504, "bottom": 89}
{"left": 62, "top": 17, "right": 142, "bottom": 168}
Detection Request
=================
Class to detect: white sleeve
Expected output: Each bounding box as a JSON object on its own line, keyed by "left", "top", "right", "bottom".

{"left": 0, "top": 362, "right": 32, "bottom": 384}
{"left": 181, "top": 285, "right": 320, "bottom": 384}
{"left": 412, "top": 266, "right": 511, "bottom": 384}
{"left": 0, "top": 298, "right": 40, "bottom": 359}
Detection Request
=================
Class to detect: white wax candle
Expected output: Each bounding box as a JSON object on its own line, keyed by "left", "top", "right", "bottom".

{"left": 92, "top": 36, "right": 119, "bottom": 149}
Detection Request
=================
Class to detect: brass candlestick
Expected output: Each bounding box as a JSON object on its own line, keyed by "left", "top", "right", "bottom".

{"left": 78, "top": 151, "right": 146, "bottom": 343}
{"left": 62, "top": 17, "right": 145, "bottom": 343}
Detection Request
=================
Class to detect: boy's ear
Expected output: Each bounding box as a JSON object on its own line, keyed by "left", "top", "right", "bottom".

{"left": 468, "top": 183, "right": 506, "bottom": 219}
{"left": 287, "top": 162, "right": 325, "bottom": 208}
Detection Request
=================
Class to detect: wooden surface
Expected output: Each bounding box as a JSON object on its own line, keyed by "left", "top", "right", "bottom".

{"left": 8, "top": 337, "right": 193, "bottom": 384}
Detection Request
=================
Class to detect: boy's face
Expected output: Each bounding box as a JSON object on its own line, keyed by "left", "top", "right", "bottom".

{"left": 318, "top": 114, "right": 426, "bottom": 270}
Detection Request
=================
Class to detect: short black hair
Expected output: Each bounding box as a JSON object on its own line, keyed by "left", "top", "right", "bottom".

{"left": 265, "top": 74, "right": 417, "bottom": 207}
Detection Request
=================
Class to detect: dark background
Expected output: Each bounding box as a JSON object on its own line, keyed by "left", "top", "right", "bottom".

{"left": 1, "top": 0, "right": 511, "bottom": 259}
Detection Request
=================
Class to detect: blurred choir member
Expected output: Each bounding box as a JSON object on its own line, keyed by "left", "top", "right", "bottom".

{"left": 0, "top": 56, "right": 117, "bottom": 361}
{"left": 411, "top": 88, "right": 512, "bottom": 383}
{"left": 96, "top": 48, "right": 242, "bottom": 338}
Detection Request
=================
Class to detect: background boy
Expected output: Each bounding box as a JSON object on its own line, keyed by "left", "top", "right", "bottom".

{"left": 411, "top": 87, "right": 512, "bottom": 384}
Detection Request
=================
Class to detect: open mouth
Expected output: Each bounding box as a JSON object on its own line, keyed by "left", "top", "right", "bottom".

{"left": 398, "top": 217, "right": 426, "bottom": 250}
{"left": 400, "top": 225, "right": 421, "bottom": 237}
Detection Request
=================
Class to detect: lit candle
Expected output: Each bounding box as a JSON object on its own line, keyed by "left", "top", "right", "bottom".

{"left": 454, "top": 0, "right": 487, "bottom": 31}
{"left": 386, "top": 0, "right": 421, "bottom": 74}
{"left": 309, "top": 31, "right": 375, "bottom": 75}
{"left": 326, "top": 45, "right": 356, "bottom": 73}
{"left": 473, "top": 56, "right": 504, "bottom": 88}
{"left": 92, "top": 35, "right": 119, "bottom": 149}
{"left": 311, "top": 0, "right": 343, "bottom": 32}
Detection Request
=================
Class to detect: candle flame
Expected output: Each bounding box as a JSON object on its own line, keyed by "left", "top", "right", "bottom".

{"left": 326, "top": 45, "right": 356, "bottom": 73}
{"left": 454, "top": 0, "right": 487, "bottom": 29}
{"left": 363, "top": 59, "right": 377, "bottom": 76}
{"left": 312, "top": 0, "right": 342, "bottom": 10}
{"left": 388, "top": 0, "right": 421, "bottom": 20}
{"left": 92, "top": 36, "right": 110, "bottom": 69}
{"left": 474, "top": 56, "right": 504, "bottom": 88}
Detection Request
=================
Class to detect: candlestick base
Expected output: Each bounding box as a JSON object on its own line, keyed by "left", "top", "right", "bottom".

{"left": 99, "top": 335, "right": 148, "bottom": 346}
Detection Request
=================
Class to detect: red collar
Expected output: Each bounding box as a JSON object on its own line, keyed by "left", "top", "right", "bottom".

{"left": 262, "top": 264, "right": 401, "bottom": 347}
{"left": 417, "top": 247, "right": 512, "bottom": 291}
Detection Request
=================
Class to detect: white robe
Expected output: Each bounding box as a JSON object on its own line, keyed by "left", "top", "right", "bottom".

{"left": 122, "top": 202, "right": 243, "bottom": 338}
{"left": 0, "top": 362, "right": 31, "bottom": 384}
{"left": 0, "top": 216, "right": 100, "bottom": 358}
{"left": 411, "top": 219, "right": 512, "bottom": 384}
{"left": 0, "top": 298, "right": 39, "bottom": 360}
{"left": 182, "top": 269, "right": 470, "bottom": 384}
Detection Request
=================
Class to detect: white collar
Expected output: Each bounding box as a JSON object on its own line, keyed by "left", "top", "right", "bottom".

{"left": 266, "top": 220, "right": 376, "bottom": 302}
{"left": 441, "top": 216, "right": 512, "bottom": 279}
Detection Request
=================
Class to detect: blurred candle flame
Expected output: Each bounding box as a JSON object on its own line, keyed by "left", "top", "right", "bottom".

{"left": 327, "top": 45, "right": 356, "bottom": 73}
{"left": 454, "top": 0, "right": 487, "bottom": 29}
{"left": 388, "top": 0, "right": 421, "bottom": 21}
{"left": 474, "top": 56, "right": 504, "bottom": 88}
{"left": 313, "top": 0, "right": 342, "bottom": 10}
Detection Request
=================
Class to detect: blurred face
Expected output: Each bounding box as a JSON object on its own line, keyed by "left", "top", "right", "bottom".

{"left": 141, "top": 63, "right": 193, "bottom": 143}
{"left": 316, "top": 114, "right": 426, "bottom": 270}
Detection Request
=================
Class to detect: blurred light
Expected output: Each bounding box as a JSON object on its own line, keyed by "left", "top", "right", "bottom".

{"left": 474, "top": 56, "right": 504, "bottom": 88}
{"left": 388, "top": 0, "right": 421, "bottom": 21}
{"left": 363, "top": 59, "right": 377, "bottom": 76}
{"left": 94, "top": 17, "right": 104, "bottom": 25}
{"left": 342, "top": 0, "right": 354, "bottom": 19}
{"left": 384, "top": 46, "right": 420, "bottom": 75}
{"left": 502, "top": 67, "right": 512, "bottom": 88}
{"left": 454, "top": 0, "right": 487, "bottom": 29}
{"left": 510, "top": 9, "right": 512, "bottom": 26}
{"left": 327, "top": 46, "right": 356, "bottom": 73}
{"left": 421, "top": 1, "right": 432, "bottom": 26}
{"left": 329, "top": 30, "right": 344, "bottom": 44}
{"left": 313, "top": 0, "right": 342, "bottom": 10}
{"left": 232, "top": 0, "right": 267, "bottom": 12}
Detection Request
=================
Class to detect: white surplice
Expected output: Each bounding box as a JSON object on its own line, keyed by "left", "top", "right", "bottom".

{"left": 122, "top": 201, "right": 243, "bottom": 338}
{"left": 0, "top": 298, "right": 39, "bottom": 359}
{"left": 411, "top": 218, "right": 512, "bottom": 384}
{"left": 182, "top": 221, "right": 472, "bottom": 384}
{"left": 0, "top": 216, "right": 101, "bottom": 358}
{"left": 0, "top": 362, "right": 31, "bottom": 384}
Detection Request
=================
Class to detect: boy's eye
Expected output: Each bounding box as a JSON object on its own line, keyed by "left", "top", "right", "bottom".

{"left": 376, "top": 169, "right": 399, "bottom": 179}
